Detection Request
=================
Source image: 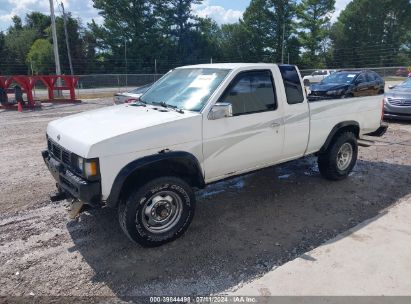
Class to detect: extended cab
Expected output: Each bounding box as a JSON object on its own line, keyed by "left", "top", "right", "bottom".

{"left": 42, "top": 63, "right": 387, "bottom": 246}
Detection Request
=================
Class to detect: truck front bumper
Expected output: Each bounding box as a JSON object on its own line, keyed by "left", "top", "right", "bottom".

{"left": 42, "top": 150, "right": 101, "bottom": 206}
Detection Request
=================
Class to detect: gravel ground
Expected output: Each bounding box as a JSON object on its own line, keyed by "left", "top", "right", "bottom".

{"left": 0, "top": 99, "right": 411, "bottom": 299}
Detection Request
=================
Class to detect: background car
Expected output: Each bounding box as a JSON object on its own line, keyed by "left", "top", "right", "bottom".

{"left": 384, "top": 78, "right": 411, "bottom": 120}
{"left": 113, "top": 83, "right": 152, "bottom": 104}
{"left": 308, "top": 70, "right": 385, "bottom": 101}
{"left": 303, "top": 69, "right": 336, "bottom": 86}
{"left": 395, "top": 67, "right": 409, "bottom": 77}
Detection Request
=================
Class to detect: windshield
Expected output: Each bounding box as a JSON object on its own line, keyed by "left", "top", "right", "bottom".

{"left": 397, "top": 78, "right": 411, "bottom": 89}
{"left": 140, "top": 68, "right": 231, "bottom": 112}
{"left": 321, "top": 72, "right": 359, "bottom": 84}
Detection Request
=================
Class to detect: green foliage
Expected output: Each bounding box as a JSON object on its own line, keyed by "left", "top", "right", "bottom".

{"left": 1, "top": 0, "right": 411, "bottom": 75}
{"left": 242, "top": 0, "right": 275, "bottom": 61}
{"left": 269, "top": 0, "right": 298, "bottom": 63}
{"left": 330, "top": 0, "right": 411, "bottom": 67}
{"left": 4, "top": 26, "right": 37, "bottom": 74}
{"left": 297, "top": 0, "right": 335, "bottom": 68}
{"left": 27, "top": 39, "right": 54, "bottom": 74}
{"left": 220, "top": 23, "right": 252, "bottom": 61}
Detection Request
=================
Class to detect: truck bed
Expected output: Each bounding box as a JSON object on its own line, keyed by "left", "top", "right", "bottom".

{"left": 306, "top": 95, "right": 383, "bottom": 155}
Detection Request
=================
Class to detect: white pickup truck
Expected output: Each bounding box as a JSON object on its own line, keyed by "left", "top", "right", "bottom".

{"left": 303, "top": 69, "right": 336, "bottom": 86}
{"left": 42, "top": 63, "right": 387, "bottom": 246}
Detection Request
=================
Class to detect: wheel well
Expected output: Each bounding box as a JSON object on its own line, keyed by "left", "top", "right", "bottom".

{"left": 336, "top": 125, "right": 359, "bottom": 138}
{"left": 119, "top": 158, "right": 204, "bottom": 203}
{"left": 320, "top": 123, "right": 359, "bottom": 153}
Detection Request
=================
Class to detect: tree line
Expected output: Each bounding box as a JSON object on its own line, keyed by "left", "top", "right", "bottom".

{"left": 0, "top": 0, "right": 410, "bottom": 76}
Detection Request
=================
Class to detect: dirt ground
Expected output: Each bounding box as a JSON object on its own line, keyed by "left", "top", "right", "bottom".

{"left": 0, "top": 99, "right": 411, "bottom": 299}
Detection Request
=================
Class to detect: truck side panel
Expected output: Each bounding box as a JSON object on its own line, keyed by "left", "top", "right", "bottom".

{"left": 306, "top": 95, "right": 382, "bottom": 155}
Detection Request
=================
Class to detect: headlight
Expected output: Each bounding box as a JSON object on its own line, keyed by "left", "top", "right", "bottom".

{"left": 326, "top": 89, "right": 344, "bottom": 95}
{"left": 72, "top": 155, "right": 99, "bottom": 180}
{"left": 84, "top": 159, "right": 99, "bottom": 179}
{"left": 76, "top": 156, "right": 84, "bottom": 172}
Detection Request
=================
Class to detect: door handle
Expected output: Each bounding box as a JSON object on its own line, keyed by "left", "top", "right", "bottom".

{"left": 270, "top": 122, "right": 281, "bottom": 128}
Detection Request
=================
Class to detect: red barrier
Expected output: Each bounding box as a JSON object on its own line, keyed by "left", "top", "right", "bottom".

{"left": 0, "top": 75, "right": 80, "bottom": 110}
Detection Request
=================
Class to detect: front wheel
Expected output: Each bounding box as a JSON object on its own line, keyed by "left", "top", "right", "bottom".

{"left": 118, "top": 176, "right": 196, "bottom": 247}
{"left": 318, "top": 132, "right": 358, "bottom": 180}
{"left": 341, "top": 93, "right": 353, "bottom": 99}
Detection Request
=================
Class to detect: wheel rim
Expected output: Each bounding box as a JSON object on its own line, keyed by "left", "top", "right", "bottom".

{"left": 336, "top": 142, "right": 353, "bottom": 171}
{"left": 141, "top": 190, "right": 183, "bottom": 234}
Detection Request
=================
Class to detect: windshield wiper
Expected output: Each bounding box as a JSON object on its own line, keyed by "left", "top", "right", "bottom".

{"left": 151, "top": 101, "right": 184, "bottom": 114}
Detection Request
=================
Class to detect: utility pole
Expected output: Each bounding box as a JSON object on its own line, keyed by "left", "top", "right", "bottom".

{"left": 281, "top": 23, "right": 285, "bottom": 64}
{"left": 61, "top": 2, "right": 74, "bottom": 75}
{"left": 155, "top": 59, "right": 158, "bottom": 73}
{"left": 49, "top": 0, "right": 62, "bottom": 96}
{"left": 124, "top": 38, "right": 128, "bottom": 88}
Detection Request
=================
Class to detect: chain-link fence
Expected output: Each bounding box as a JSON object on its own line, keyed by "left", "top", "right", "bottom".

{"left": 14, "top": 66, "right": 411, "bottom": 101}
{"left": 300, "top": 66, "right": 410, "bottom": 79}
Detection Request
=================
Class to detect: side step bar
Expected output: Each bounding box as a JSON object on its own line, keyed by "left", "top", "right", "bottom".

{"left": 358, "top": 139, "right": 375, "bottom": 147}
{"left": 365, "top": 123, "right": 388, "bottom": 137}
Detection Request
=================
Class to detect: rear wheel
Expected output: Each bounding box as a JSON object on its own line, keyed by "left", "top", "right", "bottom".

{"left": 118, "top": 176, "right": 196, "bottom": 247}
{"left": 318, "top": 132, "right": 358, "bottom": 180}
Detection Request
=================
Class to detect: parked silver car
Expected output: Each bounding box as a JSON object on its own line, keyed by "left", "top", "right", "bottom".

{"left": 113, "top": 83, "right": 152, "bottom": 105}
{"left": 384, "top": 78, "right": 411, "bottom": 120}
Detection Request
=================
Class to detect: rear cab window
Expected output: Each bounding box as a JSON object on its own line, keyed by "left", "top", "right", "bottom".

{"left": 278, "top": 65, "right": 305, "bottom": 104}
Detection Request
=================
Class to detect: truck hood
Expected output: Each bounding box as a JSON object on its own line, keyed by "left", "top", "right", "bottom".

{"left": 47, "top": 104, "right": 201, "bottom": 157}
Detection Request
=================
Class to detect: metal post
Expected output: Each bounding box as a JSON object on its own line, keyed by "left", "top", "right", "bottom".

{"left": 124, "top": 38, "right": 128, "bottom": 89}
{"left": 49, "top": 0, "right": 62, "bottom": 96}
{"left": 154, "top": 59, "right": 157, "bottom": 74}
{"left": 281, "top": 23, "right": 285, "bottom": 64}
{"left": 61, "top": 2, "right": 74, "bottom": 75}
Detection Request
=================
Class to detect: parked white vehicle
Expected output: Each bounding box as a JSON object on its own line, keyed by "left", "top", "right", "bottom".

{"left": 113, "top": 83, "right": 152, "bottom": 104}
{"left": 303, "top": 69, "right": 336, "bottom": 86}
{"left": 43, "top": 63, "right": 387, "bottom": 246}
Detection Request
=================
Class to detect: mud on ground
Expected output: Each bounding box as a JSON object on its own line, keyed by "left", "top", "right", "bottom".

{"left": 0, "top": 100, "right": 411, "bottom": 298}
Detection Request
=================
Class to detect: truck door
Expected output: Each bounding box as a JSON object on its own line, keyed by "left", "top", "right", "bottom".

{"left": 278, "top": 65, "right": 310, "bottom": 160}
{"left": 202, "top": 69, "right": 285, "bottom": 182}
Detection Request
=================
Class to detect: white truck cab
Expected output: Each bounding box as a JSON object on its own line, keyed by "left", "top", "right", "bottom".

{"left": 42, "top": 63, "right": 387, "bottom": 246}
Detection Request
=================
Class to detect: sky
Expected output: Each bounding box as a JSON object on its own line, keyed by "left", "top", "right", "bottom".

{"left": 0, "top": 0, "right": 352, "bottom": 32}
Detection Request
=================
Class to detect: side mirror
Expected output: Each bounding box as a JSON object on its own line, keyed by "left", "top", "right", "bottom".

{"left": 388, "top": 85, "right": 396, "bottom": 90}
{"left": 208, "top": 103, "right": 233, "bottom": 120}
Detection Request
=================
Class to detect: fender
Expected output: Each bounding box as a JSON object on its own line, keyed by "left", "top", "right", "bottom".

{"left": 105, "top": 151, "right": 205, "bottom": 208}
{"left": 319, "top": 121, "right": 360, "bottom": 153}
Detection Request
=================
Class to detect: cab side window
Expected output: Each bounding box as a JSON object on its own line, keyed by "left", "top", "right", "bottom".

{"left": 219, "top": 70, "right": 277, "bottom": 116}
{"left": 356, "top": 74, "right": 367, "bottom": 84}
{"left": 366, "top": 72, "right": 376, "bottom": 82}
{"left": 279, "top": 65, "right": 305, "bottom": 104}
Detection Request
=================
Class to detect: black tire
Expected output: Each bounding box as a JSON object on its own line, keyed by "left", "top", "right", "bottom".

{"left": 118, "top": 176, "right": 196, "bottom": 247}
{"left": 318, "top": 131, "right": 358, "bottom": 181}
{"left": 341, "top": 93, "right": 353, "bottom": 99}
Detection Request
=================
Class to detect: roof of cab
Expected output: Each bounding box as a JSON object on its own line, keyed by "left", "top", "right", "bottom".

{"left": 176, "top": 63, "right": 283, "bottom": 70}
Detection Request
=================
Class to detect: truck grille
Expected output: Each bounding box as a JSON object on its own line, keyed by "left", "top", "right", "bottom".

{"left": 48, "top": 138, "right": 72, "bottom": 166}
{"left": 387, "top": 98, "right": 411, "bottom": 107}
